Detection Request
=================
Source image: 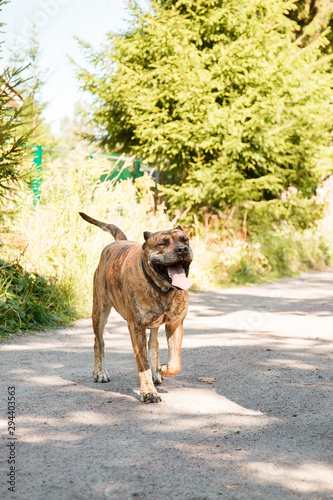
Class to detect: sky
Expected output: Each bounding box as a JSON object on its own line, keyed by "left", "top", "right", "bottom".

{"left": 1, "top": 0, "right": 132, "bottom": 134}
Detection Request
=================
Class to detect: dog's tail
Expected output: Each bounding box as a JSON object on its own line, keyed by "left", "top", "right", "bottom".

{"left": 79, "top": 212, "right": 127, "bottom": 241}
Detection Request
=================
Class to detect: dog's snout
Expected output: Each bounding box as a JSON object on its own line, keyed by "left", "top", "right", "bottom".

{"left": 176, "top": 245, "right": 189, "bottom": 255}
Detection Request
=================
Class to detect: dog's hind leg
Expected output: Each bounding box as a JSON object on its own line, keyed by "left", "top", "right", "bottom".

{"left": 148, "top": 328, "right": 163, "bottom": 385}
{"left": 160, "top": 322, "right": 183, "bottom": 378}
{"left": 92, "top": 297, "right": 112, "bottom": 383}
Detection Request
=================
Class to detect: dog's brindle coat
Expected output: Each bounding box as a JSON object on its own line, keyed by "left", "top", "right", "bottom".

{"left": 79, "top": 212, "right": 193, "bottom": 403}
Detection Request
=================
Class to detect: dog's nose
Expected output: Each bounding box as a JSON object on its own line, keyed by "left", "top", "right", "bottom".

{"left": 176, "top": 245, "right": 189, "bottom": 255}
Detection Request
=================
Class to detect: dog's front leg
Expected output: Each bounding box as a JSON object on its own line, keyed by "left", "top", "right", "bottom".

{"left": 128, "top": 321, "right": 161, "bottom": 403}
{"left": 160, "top": 323, "right": 183, "bottom": 378}
{"left": 148, "top": 328, "right": 163, "bottom": 385}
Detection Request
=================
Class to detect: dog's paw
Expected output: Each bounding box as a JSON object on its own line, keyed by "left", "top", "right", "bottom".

{"left": 140, "top": 392, "right": 161, "bottom": 403}
{"left": 152, "top": 372, "right": 164, "bottom": 386}
{"left": 93, "top": 370, "right": 110, "bottom": 383}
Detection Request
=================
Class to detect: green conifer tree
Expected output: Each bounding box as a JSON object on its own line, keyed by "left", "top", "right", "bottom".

{"left": 0, "top": 0, "right": 33, "bottom": 212}
{"left": 75, "top": 0, "right": 333, "bottom": 221}
{"left": 290, "top": 0, "right": 333, "bottom": 51}
{"left": 8, "top": 25, "right": 54, "bottom": 147}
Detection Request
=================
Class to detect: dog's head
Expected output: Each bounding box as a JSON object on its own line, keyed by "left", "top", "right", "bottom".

{"left": 142, "top": 226, "right": 193, "bottom": 292}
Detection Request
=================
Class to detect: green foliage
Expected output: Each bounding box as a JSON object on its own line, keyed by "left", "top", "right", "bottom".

{"left": 0, "top": 0, "right": 34, "bottom": 214}
{"left": 75, "top": 0, "right": 333, "bottom": 223}
{"left": 190, "top": 217, "right": 333, "bottom": 289}
{"left": 289, "top": 0, "right": 333, "bottom": 51}
{"left": 3, "top": 21, "right": 58, "bottom": 208}
{"left": 8, "top": 25, "right": 56, "bottom": 156}
{"left": 0, "top": 73, "right": 33, "bottom": 215}
{"left": 0, "top": 151, "right": 171, "bottom": 334}
{"left": 244, "top": 194, "right": 324, "bottom": 233}
{"left": 0, "top": 259, "right": 76, "bottom": 335}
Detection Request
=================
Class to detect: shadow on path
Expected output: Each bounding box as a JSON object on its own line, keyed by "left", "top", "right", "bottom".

{"left": 1, "top": 269, "right": 332, "bottom": 500}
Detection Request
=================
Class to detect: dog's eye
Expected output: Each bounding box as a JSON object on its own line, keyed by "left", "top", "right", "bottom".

{"left": 158, "top": 239, "right": 170, "bottom": 247}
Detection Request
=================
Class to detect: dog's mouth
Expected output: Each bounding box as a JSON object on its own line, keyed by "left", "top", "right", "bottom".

{"left": 153, "top": 260, "right": 192, "bottom": 291}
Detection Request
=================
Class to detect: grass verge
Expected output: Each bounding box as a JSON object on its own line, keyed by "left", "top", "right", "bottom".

{"left": 0, "top": 259, "right": 77, "bottom": 336}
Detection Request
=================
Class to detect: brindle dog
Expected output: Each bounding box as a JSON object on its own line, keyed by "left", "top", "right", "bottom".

{"left": 79, "top": 212, "right": 193, "bottom": 403}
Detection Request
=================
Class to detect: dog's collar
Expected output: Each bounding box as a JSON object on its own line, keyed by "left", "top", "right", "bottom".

{"left": 141, "top": 257, "right": 176, "bottom": 294}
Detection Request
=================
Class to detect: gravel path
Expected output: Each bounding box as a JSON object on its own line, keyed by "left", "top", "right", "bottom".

{"left": 1, "top": 269, "right": 333, "bottom": 500}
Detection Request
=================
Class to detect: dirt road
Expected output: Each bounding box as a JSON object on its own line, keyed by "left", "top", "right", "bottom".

{"left": 1, "top": 270, "right": 333, "bottom": 500}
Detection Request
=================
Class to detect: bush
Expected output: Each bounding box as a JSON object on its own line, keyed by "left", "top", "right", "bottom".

{"left": 188, "top": 216, "right": 333, "bottom": 289}
{"left": 0, "top": 259, "right": 76, "bottom": 335}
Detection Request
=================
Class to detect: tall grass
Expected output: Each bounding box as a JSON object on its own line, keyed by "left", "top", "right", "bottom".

{"left": 1, "top": 150, "right": 171, "bottom": 321}
{"left": 187, "top": 213, "right": 333, "bottom": 289}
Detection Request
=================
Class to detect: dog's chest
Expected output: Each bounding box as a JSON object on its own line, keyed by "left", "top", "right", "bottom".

{"left": 133, "top": 295, "right": 187, "bottom": 329}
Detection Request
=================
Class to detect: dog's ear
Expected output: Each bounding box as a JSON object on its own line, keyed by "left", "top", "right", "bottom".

{"left": 143, "top": 231, "right": 152, "bottom": 242}
{"left": 175, "top": 225, "right": 183, "bottom": 231}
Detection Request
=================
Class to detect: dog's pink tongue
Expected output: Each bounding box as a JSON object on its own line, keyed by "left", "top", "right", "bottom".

{"left": 168, "top": 264, "right": 192, "bottom": 290}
